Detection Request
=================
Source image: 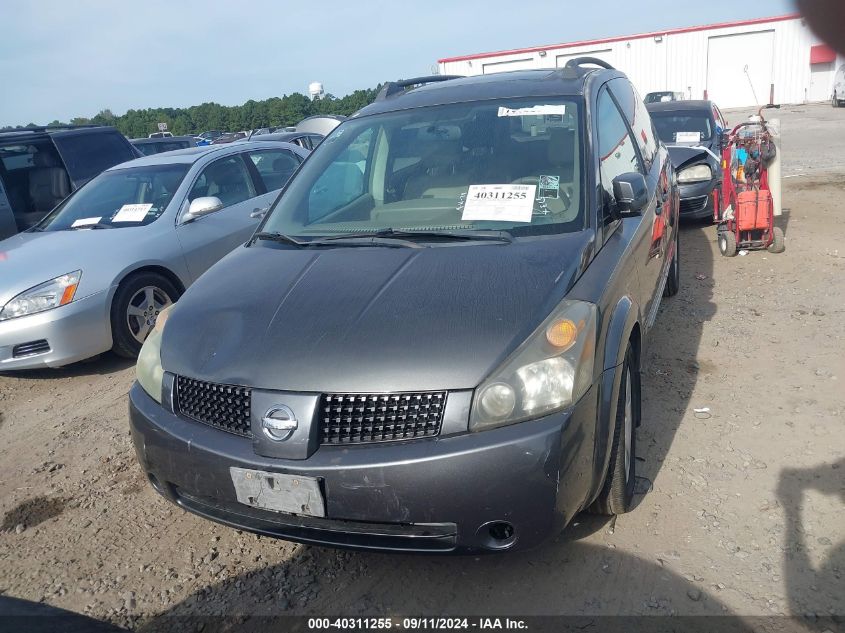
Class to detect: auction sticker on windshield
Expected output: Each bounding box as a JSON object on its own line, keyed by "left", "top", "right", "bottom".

{"left": 461, "top": 184, "right": 535, "bottom": 223}
{"left": 112, "top": 203, "right": 152, "bottom": 222}
{"left": 71, "top": 217, "right": 101, "bottom": 228}
{"left": 676, "top": 131, "right": 701, "bottom": 143}
{"left": 498, "top": 105, "right": 567, "bottom": 117}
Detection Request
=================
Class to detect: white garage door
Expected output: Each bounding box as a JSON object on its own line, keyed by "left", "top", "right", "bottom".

{"left": 482, "top": 58, "right": 534, "bottom": 74}
{"left": 706, "top": 31, "right": 774, "bottom": 108}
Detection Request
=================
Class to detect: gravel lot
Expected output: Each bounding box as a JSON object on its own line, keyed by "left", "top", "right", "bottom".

{"left": 0, "top": 103, "right": 843, "bottom": 630}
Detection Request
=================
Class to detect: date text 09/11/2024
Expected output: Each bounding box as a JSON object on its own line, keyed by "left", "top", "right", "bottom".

{"left": 307, "top": 617, "right": 529, "bottom": 630}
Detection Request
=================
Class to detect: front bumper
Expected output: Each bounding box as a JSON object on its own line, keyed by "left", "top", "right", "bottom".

{"left": 678, "top": 179, "right": 718, "bottom": 219}
{"left": 0, "top": 291, "right": 113, "bottom": 370}
{"left": 129, "top": 379, "right": 601, "bottom": 554}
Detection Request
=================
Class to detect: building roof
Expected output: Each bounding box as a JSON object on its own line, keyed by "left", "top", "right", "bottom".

{"left": 438, "top": 13, "right": 801, "bottom": 64}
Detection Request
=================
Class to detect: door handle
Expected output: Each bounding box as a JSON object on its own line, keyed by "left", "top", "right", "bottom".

{"left": 250, "top": 207, "right": 269, "bottom": 219}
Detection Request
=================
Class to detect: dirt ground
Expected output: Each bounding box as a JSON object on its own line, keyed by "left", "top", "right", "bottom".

{"left": 0, "top": 104, "right": 843, "bottom": 630}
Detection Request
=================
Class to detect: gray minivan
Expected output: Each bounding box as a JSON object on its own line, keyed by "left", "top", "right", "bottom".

{"left": 130, "top": 61, "right": 681, "bottom": 554}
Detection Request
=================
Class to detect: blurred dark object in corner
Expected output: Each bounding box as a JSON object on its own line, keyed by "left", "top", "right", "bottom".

{"left": 798, "top": 0, "right": 845, "bottom": 55}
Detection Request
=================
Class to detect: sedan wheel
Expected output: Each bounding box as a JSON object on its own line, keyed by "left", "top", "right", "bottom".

{"left": 126, "top": 286, "right": 173, "bottom": 344}
{"left": 111, "top": 272, "right": 181, "bottom": 359}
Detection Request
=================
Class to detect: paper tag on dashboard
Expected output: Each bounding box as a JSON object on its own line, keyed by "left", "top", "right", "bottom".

{"left": 498, "top": 105, "right": 567, "bottom": 117}
{"left": 112, "top": 203, "right": 152, "bottom": 222}
{"left": 676, "top": 131, "right": 701, "bottom": 143}
{"left": 461, "top": 184, "right": 536, "bottom": 223}
{"left": 71, "top": 217, "right": 101, "bottom": 227}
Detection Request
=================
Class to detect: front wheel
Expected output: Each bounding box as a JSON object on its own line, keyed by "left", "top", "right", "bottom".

{"left": 663, "top": 229, "right": 680, "bottom": 297}
{"left": 111, "top": 272, "right": 180, "bottom": 358}
{"left": 590, "top": 345, "right": 638, "bottom": 515}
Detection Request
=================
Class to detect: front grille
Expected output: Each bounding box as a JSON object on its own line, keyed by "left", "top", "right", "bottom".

{"left": 680, "top": 195, "right": 709, "bottom": 215}
{"left": 12, "top": 340, "right": 51, "bottom": 358}
{"left": 175, "top": 376, "right": 252, "bottom": 437}
{"left": 319, "top": 392, "right": 446, "bottom": 445}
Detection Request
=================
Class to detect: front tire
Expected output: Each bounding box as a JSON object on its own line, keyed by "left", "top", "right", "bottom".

{"left": 591, "top": 345, "right": 638, "bottom": 515}
{"left": 110, "top": 272, "right": 180, "bottom": 358}
{"left": 663, "top": 228, "right": 680, "bottom": 297}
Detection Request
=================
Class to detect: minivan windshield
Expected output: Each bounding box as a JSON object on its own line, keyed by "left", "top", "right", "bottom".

{"left": 261, "top": 97, "right": 584, "bottom": 239}
{"left": 36, "top": 164, "right": 189, "bottom": 231}
{"left": 650, "top": 111, "right": 713, "bottom": 144}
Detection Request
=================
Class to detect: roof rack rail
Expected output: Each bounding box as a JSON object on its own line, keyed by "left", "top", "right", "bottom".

{"left": 376, "top": 75, "right": 464, "bottom": 101}
{"left": 564, "top": 57, "right": 614, "bottom": 70}
{"left": 0, "top": 123, "right": 105, "bottom": 134}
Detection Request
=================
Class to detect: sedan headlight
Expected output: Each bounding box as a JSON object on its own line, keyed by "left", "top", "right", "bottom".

{"left": 677, "top": 164, "right": 712, "bottom": 183}
{"left": 470, "top": 300, "right": 597, "bottom": 431}
{"left": 0, "top": 271, "right": 82, "bottom": 321}
{"left": 136, "top": 305, "right": 172, "bottom": 404}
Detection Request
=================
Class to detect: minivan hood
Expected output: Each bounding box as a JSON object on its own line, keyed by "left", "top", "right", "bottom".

{"left": 666, "top": 144, "right": 719, "bottom": 171}
{"left": 161, "top": 232, "right": 594, "bottom": 393}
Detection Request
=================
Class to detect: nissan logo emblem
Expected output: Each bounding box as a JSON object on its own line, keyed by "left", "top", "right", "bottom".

{"left": 261, "top": 405, "right": 298, "bottom": 441}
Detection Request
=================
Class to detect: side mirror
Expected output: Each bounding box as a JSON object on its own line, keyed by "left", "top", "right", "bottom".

{"left": 612, "top": 173, "right": 649, "bottom": 217}
{"left": 184, "top": 196, "right": 223, "bottom": 222}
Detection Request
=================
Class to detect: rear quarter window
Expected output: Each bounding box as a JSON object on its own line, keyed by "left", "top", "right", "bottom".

{"left": 53, "top": 131, "right": 137, "bottom": 187}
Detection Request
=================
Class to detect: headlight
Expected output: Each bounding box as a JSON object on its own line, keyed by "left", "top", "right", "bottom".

{"left": 470, "top": 300, "right": 597, "bottom": 431}
{"left": 136, "top": 305, "right": 172, "bottom": 404}
{"left": 677, "top": 164, "right": 712, "bottom": 183}
{"left": 0, "top": 271, "right": 82, "bottom": 321}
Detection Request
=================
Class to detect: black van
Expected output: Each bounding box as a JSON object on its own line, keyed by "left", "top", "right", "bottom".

{"left": 0, "top": 125, "right": 140, "bottom": 238}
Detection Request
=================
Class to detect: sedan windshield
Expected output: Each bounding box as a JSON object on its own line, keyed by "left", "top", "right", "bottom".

{"left": 261, "top": 97, "right": 584, "bottom": 239}
{"left": 650, "top": 111, "right": 713, "bottom": 143}
{"left": 37, "top": 164, "right": 190, "bottom": 231}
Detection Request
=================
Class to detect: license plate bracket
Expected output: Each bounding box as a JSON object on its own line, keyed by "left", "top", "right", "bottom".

{"left": 230, "top": 467, "right": 325, "bottom": 517}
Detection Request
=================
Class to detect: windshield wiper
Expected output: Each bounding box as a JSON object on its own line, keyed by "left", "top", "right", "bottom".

{"left": 313, "top": 228, "right": 513, "bottom": 244}
{"left": 253, "top": 230, "right": 422, "bottom": 249}
{"left": 67, "top": 222, "right": 115, "bottom": 230}
{"left": 252, "top": 231, "right": 305, "bottom": 246}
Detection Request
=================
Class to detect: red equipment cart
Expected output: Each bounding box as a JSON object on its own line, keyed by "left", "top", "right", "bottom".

{"left": 716, "top": 112, "right": 785, "bottom": 257}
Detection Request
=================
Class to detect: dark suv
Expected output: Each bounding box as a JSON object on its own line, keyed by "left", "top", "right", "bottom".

{"left": 130, "top": 59, "right": 680, "bottom": 553}
{"left": 0, "top": 125, "right": 140, "bottom": 238}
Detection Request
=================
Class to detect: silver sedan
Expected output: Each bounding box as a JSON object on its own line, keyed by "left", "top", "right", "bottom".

{"left": 0, "top": 141, "right": 308, "bottom": 370}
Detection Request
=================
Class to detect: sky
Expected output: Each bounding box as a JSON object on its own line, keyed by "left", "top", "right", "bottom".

{"left": 0, "top": 0, "right": 797, "bottom": 126}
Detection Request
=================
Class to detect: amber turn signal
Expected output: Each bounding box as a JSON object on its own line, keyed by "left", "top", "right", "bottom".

{"left": 545, "top": 319, "right": 578, "bottom": 349}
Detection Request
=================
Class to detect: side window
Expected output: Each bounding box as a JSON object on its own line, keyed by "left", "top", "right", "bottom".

{"left": 247, "top": 149, "right": 300, "bottom": 192}
{"left": 597, "top": 86, "right": 643, "bottom": 225}
{"left": 307, "top": 128, "right": 373, "bottom": 222}
{"left": 609, "top": 78, "right": 657, "bottom": 170}
{"left": 188, "top": 155, "right": 256, "bottom": 208}
{"left": 308, "top": 135, "right": 324, "bottom": 147}
{"left": 53, "top": 132, "right": 136, "bottom": 187}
